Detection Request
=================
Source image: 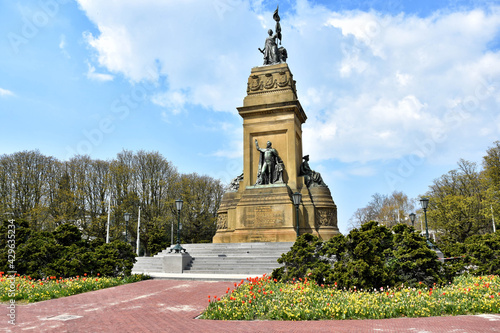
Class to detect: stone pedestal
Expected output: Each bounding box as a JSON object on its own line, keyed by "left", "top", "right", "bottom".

{"left": 161, "top": 253, "right": 192, "bottom": 273}
{"left": 306, "top": 186, "right": 339, "bottom": 240}
{"left": 213, "top": 63, "right": 340, "bottom": 243}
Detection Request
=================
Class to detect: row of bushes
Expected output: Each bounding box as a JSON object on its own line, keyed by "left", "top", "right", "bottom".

{"left": 273, "top": 221, "right": 500, "bottom": 289}
{"left": 0, "top": 219, "right": 136, "bottom": 279}
{"left": 440, "top": 232, "right": 500, "bottom": 277}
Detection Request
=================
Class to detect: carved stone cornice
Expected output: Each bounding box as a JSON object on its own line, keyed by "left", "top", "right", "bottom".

{"left": 246, "top": 69, "right": 297, "bottom": 99}
{"left": 242, "top": 63, "right": 301, "bottom": 109}
{"left": 237, "top": 100, "right": 307, "bottom": 124}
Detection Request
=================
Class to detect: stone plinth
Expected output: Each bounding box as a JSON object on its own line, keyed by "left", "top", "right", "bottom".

{"left": 161, "top": 253, "right": 192, "bottom": 273}
{"left": 307, "top": 186, "right": 339, "bottom": 240}
{"left": 213, "top": 63, "right": 340, "bottom": 243}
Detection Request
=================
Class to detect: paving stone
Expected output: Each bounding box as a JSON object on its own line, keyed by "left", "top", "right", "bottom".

{"left": 6, "top": 279, "right": 500, "bottom": 333}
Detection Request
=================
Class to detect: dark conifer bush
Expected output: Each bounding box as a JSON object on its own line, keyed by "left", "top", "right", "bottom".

{"left": 0, "top": 221, "right": 136, "bottom": 279}
{"left": 273, "top": 221, "right": 445, "bottom": 289}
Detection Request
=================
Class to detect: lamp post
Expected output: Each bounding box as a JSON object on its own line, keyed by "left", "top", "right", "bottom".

{"left": 292, "top": 192, "right": 302, "bottom": 238}
{"left": 419, "top": 197, "right": 437, "bottom": 249}
{"left": 124, "top": 212, "right": 130, "bottom": 243}
{"left": 170, "top": 199, "right": 185, "bottom": 253}
{"left": 409, "top": 213, "right": 416, "bottom": 227}
{"left": 419, "top": 198, "right": 429, "bottom": 242}
{"left": 136, "top": 206, "right": 141, "bottom": 256}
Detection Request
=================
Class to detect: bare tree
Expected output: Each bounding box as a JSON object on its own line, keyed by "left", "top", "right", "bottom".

{"left": 349, "top": 191, "right": 415, "bottom": 230}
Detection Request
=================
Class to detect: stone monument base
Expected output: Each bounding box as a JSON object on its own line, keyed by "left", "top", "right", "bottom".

{"left": 214, "top": 184, "right": 298, "bottom": 243}
{"left": 300, "top": 186, "right": 340, "bottom": 240}
{"left": 213, "top": 183, "right": 340, "bottom": 243}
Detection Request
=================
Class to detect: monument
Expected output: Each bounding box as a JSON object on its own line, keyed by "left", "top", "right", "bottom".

{"left": 213, "top": 7, "right": 340, "bottom": 243}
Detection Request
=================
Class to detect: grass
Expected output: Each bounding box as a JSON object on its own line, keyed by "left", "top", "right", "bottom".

{"left": 0, "top": 272, "right": 150, "bottom": 303}
{"left": 201, "top": 274, "right": 500, "bottom": 320}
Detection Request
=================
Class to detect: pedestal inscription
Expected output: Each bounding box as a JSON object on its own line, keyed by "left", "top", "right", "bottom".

{"left": 244, "top": 206, "right": 285, "bottom": 227}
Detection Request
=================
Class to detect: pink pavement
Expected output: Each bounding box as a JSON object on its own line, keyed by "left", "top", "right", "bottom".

{"left": 3, "top": 279, "right": 500, "bottom": 333}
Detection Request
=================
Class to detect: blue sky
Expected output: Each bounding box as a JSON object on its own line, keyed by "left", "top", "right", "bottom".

{"left": 1, "top": 0, "right": 500, "bottom": 233}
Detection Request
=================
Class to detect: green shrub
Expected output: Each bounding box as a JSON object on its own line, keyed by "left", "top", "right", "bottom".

{"left": 0, "top": 222, "right": 136, "bottom": 279}
{"left": 273, "top": 221, "right": 444, "bottom": 289}
{"left": 464, "top": 232, "right": 500, "bottom": 275}
{"left": 439, "top": 232, "right": 500, "bottom": 278}
{"left": 322, "top": 221, "right": 394, "bottom": 289}
{"left": 93, "top": 241, "right": 136, "bottom": 276}
{"left": 53, "top": 223, "right": 85, "bottom": 247}
{"left": 272, "top": 233, "right": 331, "bottom": 284}
{"left": 390, "top": 224, "right": 442, "bottom": 286}
{"left": 15, "top": 231, "right": 62, "bottom": 279}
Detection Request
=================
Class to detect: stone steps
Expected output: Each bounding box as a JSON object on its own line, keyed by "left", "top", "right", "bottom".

{"left": 132, "top": 242, "right": 293, "bottom": 275}
{"left": 133, "top": 257, "right": 163, "bottom": 272}
{"left": 154, "top": 243, "right": 293, "bottom": 256}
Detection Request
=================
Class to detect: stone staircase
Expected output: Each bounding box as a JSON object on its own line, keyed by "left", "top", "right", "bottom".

{"left": 132, "top": 242, "right": 294, "bottom": 276}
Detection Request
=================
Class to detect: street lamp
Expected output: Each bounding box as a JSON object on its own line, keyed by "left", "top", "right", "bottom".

{"left": 170, "top": 199, "right": 185, "bottom": 253}
{"left": 419, "top": 197, "right": 436, "bottom": 249}
{"left": 292, "top": 192, "right": 302, "bottom": 238}
{"left": 409, "top": 213, "right": 416, "bottom": 227}
{"left": 419, "top": 198, "right": 429, "bottom": 241}
{"left": 124, "top": 212, "right": 130, "bottom": 243}
{"left": 171, "top": 216, "right": 174, "bottom": 246}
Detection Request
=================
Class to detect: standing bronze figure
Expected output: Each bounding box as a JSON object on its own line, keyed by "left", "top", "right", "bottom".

{"left": 255, "top": 140, "right": 285, "bottom": 185}
{"left": 258, "top": 6, "right": 287, "bottom": 65}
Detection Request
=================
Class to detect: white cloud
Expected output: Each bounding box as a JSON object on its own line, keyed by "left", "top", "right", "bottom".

{"left": 78, "top": 0, "right": 258, "bottom": 112}
{"left": 301, "top": 6, "right": 500, "bottom": 164}
{"left": 77, "top": 0, "right": 500, "bottom": 165}
{"left": 59, "top": 34, "right": 70, "bottom": 58}
{"left": 85, "top": 61, "right": 114, "bottom": 82}
{"left": 349, "top": 166, "right": 377, "bottom": 177}
{"left": 211, "top": 142, "right": 243, "bottom": 159}
{"left": 0, "top": 88, "right": 14, "bottom": 97}
{"left": 152, "top": 91, "right": 187, "bottom": 116}
{"left": 395, "top": 71, "right": 411, "bottom": 87}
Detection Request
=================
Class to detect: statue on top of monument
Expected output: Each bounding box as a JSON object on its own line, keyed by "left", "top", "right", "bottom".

{"left": 258, "top": 6, "right": 288, "bottom": 66}
{"left": 299, "top": 155, "right": 327, "bottom": 188}
{"left": 255, "top": 139, "right": 285, "bottom": 185}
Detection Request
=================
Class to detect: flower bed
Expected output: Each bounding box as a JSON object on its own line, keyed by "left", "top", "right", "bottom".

{"left": 201, "top": 274, "right": 500, "bottom": 320}
{"left": 0, "top": 272, "right": 150, "bottom": 303}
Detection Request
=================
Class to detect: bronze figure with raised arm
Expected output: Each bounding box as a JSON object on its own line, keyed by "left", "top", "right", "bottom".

{"left": 255, "top": 139, "right": 284, "bottom": 185}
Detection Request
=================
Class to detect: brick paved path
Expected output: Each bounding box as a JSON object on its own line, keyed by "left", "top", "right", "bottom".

{"left": 2, "top": 279, "right": 500, "bottom": 332}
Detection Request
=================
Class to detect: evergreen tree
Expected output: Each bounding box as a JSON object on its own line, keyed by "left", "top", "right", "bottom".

{"left": 323, "top": 221, "right": 394, "bottom": 289}
{"left": 390, "top": 224, "right": 442, "bottom": 286}
{"left": 273, "top": 221, "right": 443, "bottom": 289}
